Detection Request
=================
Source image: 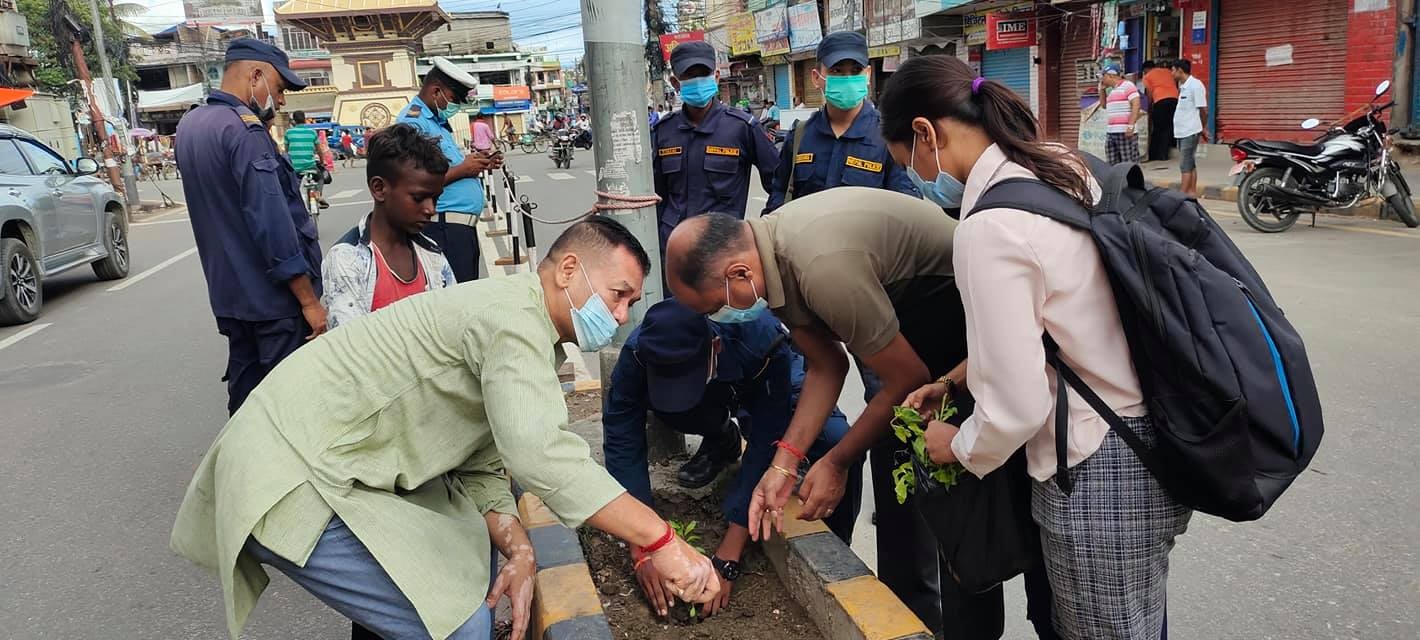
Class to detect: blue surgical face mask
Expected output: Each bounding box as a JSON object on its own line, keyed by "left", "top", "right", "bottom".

{"left": 565, "top": 264, "right": 618, "bottom": 352}
{"left": 906, "top": 135, "right": 966, "bottom": 209}
{"left": 708, "top": 276, "right": 768, "bottom": 324}
{"left": 823, "top": 73, "right": 869, "bottom": 110}
{"left": 433, "top": 89, "right": 461, "bottom": 122}
{"left": 679, "top": 76, "right": 719, "bottom": 108}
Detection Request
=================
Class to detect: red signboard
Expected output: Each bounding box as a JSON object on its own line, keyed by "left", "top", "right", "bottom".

{"left": 659, "top": 31, "right": 706, "bottom": 62}
{"left": 492, "top": 85, "right": 531, "bottom": 101}
{"left": 986, "top": 8, "right": 1036, "bottom": 51}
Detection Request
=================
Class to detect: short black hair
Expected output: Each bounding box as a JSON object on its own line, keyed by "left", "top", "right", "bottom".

{"left": 1171, "top": 59, "right": 1192, "bottom": 74}
{"left": 292, "top": 110, "right": 307, "bottom": 123}
{"left": 1142, "top": 60, "right": 1155, "bottom": 70}
{"left": 365, "top": 123, "right": 450, "bottom": 184}
{"left": 545, "top": 215, "right": 651, "bottom": 274}
{"left": 675, "top": 212, "right": 748, "bottom": 288}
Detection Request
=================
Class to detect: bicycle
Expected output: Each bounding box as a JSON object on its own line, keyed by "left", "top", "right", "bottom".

{"left": 301, "top": 171, "right": 322, "bottom": 239}
{"left": 519, "top": 131, "right": 547, "bottom": 154}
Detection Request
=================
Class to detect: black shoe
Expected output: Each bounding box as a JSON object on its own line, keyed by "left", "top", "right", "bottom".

{"left": 317, "top": 198, "right": 331, "bottom": 209}
{"left": 677, "top": 429, "right": 741, "bottom": 489}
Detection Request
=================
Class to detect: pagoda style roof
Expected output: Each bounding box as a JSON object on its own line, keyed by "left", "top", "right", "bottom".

{"left": 276, "top": 0, "right": 441, "bottom": 18}
{"left": 276, "top": 0, "right": 449, "bottom": 45}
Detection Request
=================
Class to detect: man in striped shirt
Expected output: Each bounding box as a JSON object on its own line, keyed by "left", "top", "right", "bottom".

{"left": 284, "top": 111, "right": 328, "bottom": 208}
{"left": 1101, "top": 64, "right": 1141, "bottom": 165}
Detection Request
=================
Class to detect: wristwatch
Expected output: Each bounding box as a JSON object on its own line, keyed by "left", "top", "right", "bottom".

{"left": 935, "top": 374, "right": 957, "bottom": 400}
{"left": 710, "top": 555, "right": 741, "bottom": 582}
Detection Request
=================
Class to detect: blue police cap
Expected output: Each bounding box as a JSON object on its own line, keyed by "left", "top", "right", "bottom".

{"left": 225, "top": 38, "right": 308, "bottom": 91}
{"left": 670, "top": 41, "right": 717, "bottom": 78}
{"left": 637, "top": 298, "right": 713, "bottom": 414}
{"left": 818, "top": 31, "right": 868, "bottom": 68}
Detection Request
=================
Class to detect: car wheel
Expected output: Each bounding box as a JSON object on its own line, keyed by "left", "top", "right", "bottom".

{"left": 0, "top": 237, "right": 41, "bottom": 325}
{"left": 92, "top": 209, "right": 131, "bottom": 280}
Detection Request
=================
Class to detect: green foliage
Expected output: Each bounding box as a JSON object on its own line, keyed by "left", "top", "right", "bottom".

{"left": 667, "top": 518, "right": 704, "bottom": 618}
{"left": 890, "top": 396, "right": 967, "bottom": 504}
{"left": 18, "top": 0, "right": 139, "bottom": 95}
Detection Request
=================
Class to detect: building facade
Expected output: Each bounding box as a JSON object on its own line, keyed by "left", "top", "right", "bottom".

{"left": 422, "top": 11, "right": 513, "bottom": 56}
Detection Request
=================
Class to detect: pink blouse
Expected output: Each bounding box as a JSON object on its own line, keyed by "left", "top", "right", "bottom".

{"left": 950, "top": 144, "right": 1146, "bottom": 481}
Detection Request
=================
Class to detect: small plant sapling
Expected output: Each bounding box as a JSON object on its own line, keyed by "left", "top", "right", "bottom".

{"left": 890, "top": 394, "right": 967, "bottom": 504}
{"left": 667, "top": 519, "right": 705, "bottom": 619}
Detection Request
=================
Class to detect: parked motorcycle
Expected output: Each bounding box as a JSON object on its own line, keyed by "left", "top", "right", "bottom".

{"left": 1230, "top": 80, "right": 1418, "bottom": 233}
{"left": 549, "top": 129, "right": 574, "bottom": 169}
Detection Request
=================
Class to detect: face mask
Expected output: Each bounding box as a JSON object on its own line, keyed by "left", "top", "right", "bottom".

{"left": 679, "top": 76, "right": 719, "bottom": 108}
{"left": 433, "top": 89, "right": 461, "bottom": 122}
{"left": 823, "top": 74, "right": 869, "bottom": 110}
{"left": 564, "top": 264, "right": 618, "bottom": 352}
{"left": 249, "top": 74, "right": 276, "bottom": 123}
{"left": 906, "top": 135, "right": 966, "bottom": 209}
{"left": 708, "top": 276, "right": 768, "bottom": 324}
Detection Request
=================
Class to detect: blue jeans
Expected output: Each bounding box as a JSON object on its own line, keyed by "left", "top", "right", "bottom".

{"left": 245, "top": 516, "right": 493, "bottom": 640}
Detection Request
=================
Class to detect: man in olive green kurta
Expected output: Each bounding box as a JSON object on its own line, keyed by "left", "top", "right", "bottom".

{"left": 172, "top": 218, "right": 721, "bottom": 639}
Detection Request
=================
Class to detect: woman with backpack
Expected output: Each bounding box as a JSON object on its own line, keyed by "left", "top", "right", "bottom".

{"left": 880, "top": 55, "right": 1190, "bottom": 639}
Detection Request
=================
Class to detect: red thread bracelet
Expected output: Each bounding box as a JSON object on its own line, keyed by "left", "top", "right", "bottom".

{"left": 638, "top": 521, "right": 674, "bottom": 555}
{"left": 773, "top": 440, "right": 807, "bottom": 460}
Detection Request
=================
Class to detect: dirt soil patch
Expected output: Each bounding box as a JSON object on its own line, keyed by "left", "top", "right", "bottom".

{"left": 566, "top": 390, "right": 602, "bottom": 423}
{"left": 579, "top": 489, "right": 818, "bottom": 640}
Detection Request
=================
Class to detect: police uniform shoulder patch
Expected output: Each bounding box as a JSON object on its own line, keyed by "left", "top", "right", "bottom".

{"left": 407, "top": 104, "right": 423, "bottom": 118}
{"left": 846, "top": 156, "right": 884, "bottom": 172}
{"left": 723, "top": 107, "right": 755, "bottom": 125}
{"left": 239, "top": 114, "right": 262, "bottom": 125}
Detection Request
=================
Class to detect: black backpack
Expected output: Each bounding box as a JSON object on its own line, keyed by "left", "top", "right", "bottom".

{"left": 968, "top": 156, "right": 1323, "bottom": 522}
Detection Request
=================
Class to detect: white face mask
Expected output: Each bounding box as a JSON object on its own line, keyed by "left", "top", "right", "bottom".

{"left": 249, "top": 74, "right": 276, "bottom": 123}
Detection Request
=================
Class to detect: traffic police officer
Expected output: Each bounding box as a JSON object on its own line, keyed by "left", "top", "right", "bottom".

{"left": 653, "top": 41, "right": 779, "bottom": 251}
{"left": 602, "top": 298, "right": 862, "bottom": 617}
{"left": 175, "top": 38, "right": 325, "bottom": 416}
{"left": 396, "top": 57, "right": 501, "bottom": 282}
{"left": 764, "top": 31, "right": 917, "bottom": 212}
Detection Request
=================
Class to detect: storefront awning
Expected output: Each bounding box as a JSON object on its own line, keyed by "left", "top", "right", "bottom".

{"left": 0, "top": 87, "right": 35, "bottom": 109}
{"left": 137, "top": 83, "right": 206, "bottom": 112}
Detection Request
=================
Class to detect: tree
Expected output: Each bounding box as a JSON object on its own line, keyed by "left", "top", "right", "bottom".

{"left": 18, "top": 0, "right": 139, "bottom": 95}
{"left": 644, "top": 0, "right": 672, "bottom": 83}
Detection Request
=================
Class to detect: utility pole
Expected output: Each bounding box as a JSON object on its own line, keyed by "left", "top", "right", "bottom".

{"left": 69, "top": 37, "right": 126, "bottom": 197}
{"left": 580, "top": 0, "right": 681, "bottom": 459}
{"left": 87, "top": 0, "right": 138, "bottom": 206}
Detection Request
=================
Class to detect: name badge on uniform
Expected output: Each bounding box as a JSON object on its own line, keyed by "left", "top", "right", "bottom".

{"left": 845, "top": 156, "right": 883, "bottom": 172}
{"left": 706, "top": 146, "right": 741, "bottom": 157}
{"left": 659, "top": 146, "right": 682, "bottom": 157}
{"left": 794, "top": 153, "right": 814, "bottom": 164}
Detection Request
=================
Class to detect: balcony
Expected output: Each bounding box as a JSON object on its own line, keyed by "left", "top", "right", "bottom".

{"left": 288, "top": 84, "right": 339, "bottom": 95}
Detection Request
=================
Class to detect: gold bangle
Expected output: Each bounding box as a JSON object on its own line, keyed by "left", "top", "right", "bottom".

{"left": 934, "top": 375, "right": 957, "bottom": 400}
{"left": 770, "top": 464, "right": 799, "bottom": 481}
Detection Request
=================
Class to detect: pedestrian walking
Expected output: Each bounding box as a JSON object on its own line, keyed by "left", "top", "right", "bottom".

{"left": 602, "top": 298, "right": 863, "bottom": 618}
{"left": 653, "top": 41, "right": 778, "bottom": 252}
{"left": 173, "top": 38, "right": 325, "bottom": 417}
{"left": 170, "top": 217, "right": 722, "bottom": 640}
{"left": 1140, "top": 60, "right": 1178, "bottom": 161}
{"left": 879, "top": 54, "right": 1188, "bottom": 640}
{"left": 1101, "top": 64, "right": 1141, "bottom": 165}
{"left": 470, "top": 112, "right": 495, "bottom": 154}
{"left": 662, "top": 192, "right": 1057, "bottom": 639}
{"left": 765, "top": 31, "right": 917, "bottom": 212}
{"left": 396, "top": 57, "right": 501, "bottom": 283}
{"left": 320, "top": 124, "right": 458, "bottom": 329}
{"left": 1172, "top": 59, "right": 1208, "bottom": 197}
{"left": 648, "top": 104, "right": 660, "bottom": 127}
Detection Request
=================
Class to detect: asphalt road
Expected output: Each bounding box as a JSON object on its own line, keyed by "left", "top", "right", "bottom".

{"left": 0, "top": 148, "right": 1416, "bottom": 638}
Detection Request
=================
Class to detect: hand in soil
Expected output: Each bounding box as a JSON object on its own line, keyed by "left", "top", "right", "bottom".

{"left": 485, "top": 552, "right": 535, "bottom": 639}
{"left": 650, "top": 535, "right": 720, "bottom": 604}
{"left": 799, "top": 457, "right": 848, "bottom": 521}
{"left": 702, "top": 571, "right": 733, "bottom": 617}
{"left": 748, "top": 464, "right": 794, "bottom": 541}
{"left": 635, "top": 554, "right": 673, "bottom": 617}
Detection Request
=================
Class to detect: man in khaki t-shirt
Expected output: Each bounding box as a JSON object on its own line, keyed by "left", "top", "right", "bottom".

{"left": 664, "top": 186, "right": 981, "bottom": 634}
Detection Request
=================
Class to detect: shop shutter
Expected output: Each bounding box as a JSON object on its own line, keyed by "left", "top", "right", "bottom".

{"left": 775, "top": 65, "right": 792, "bottom": 110}
{"left": 983, "top": 47, "right": 1032, "bottom": 104}
{"left": 1056, "top": 15, "right": 1096, "bottom": 148}
{"left": 1215, "top": 0, "right": 1347, "bottom": 142}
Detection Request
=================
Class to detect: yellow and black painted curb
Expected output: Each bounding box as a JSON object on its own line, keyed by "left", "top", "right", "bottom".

{"left": 517, "top": 488, "right": 615, "bottom": 640}
{"left": 762, "top": 497, "right": 934, "bottom": 640}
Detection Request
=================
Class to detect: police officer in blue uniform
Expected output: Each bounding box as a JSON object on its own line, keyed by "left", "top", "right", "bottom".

{"left": 764, "top": 32, "right": 918, "bottom": 212}
{"left": 175, "top": 38, "right": 325, "bottom": 416}
{"left": 602, "top": 298, "right": 862, "bottom": 617}
{"left": 397, "top": 57, "right": 501, "bottom": 282}
{"left": 653, "top": 41, "right": 779, "bottom": 251}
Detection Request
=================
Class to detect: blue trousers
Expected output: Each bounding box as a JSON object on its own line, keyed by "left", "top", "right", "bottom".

{"left": 246, "top": 516, "right": 492, "bottom": 640}
{"left": 216, "top": 316, "right": 308, "bottom": 416}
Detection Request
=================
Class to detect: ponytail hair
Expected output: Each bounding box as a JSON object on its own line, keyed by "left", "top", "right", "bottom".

{"left": 879, "top": 55, "right": 1092, "bottom": 207}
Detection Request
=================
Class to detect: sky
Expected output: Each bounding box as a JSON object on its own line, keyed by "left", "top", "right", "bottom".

{"left": 129, "top": 0, "right": 594, "bottom": 62}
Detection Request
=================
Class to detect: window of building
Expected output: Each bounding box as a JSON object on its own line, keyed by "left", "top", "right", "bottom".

{"left": 297, "top": 70, "right": 331, "bottom": 87}
{"left": 282, "top": 27, "right": 323, "bottom": 52}
{"left": 358, "top": 61, "right": 385, "bottom": 88}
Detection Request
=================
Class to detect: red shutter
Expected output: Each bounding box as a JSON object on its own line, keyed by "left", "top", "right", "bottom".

{"left": 1055, "top": 15, "right": 1096, "bottom": 148}
{"left": 1215, "top": 0, "right": 1348, "bottom": 142}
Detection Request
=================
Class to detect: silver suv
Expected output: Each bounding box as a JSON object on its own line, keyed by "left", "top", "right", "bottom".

{"left": 0, "top": 124, "right": 130, "bottom": 325}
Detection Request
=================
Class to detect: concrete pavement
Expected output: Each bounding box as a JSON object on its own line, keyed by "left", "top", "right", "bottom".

{"left": 0, "top": 149, "right": 1416, "bottom": 638}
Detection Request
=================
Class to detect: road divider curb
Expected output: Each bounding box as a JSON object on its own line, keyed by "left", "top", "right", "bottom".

{"left": 516, "top": 489, "right": 615, "bottom": 640}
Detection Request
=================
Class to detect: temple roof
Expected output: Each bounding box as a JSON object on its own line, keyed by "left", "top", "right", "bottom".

{"left": 275, "top": 0, "right": 441, "bottom": 18}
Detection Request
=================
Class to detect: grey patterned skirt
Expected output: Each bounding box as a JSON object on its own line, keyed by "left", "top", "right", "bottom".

{"left": 1032, "top": 415, "right": 1192, "bottom": 640}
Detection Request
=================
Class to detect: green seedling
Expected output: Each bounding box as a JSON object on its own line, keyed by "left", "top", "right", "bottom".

{"left": 890, "top": 394, "right": 967, "bottom": 504}
{"left": 667, "top": 519, "right": 706, "bottom": 619}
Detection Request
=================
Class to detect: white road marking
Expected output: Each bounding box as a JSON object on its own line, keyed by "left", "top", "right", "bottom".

{"left": 516, "top": 175, "right": 535, "bottom": 183}
{"left": 328, "top": 201, "right": 370, "bottom": 209}
{"left": 131, "top": 217, "right": 191, "bottom": 227}
{"left": 0, "top": 323, "right": 52, "bottom": 352}
{"left": 106, "top": 247, "right": 198, "bottom": 292}
{"left": 330, "top": 189, "right": 363, "bottom": 200}
{"left": 751, "top": 196, "right": 767, "bottom": 202}
{"left": 584, "top": 170, "right": 597, "bottom": 176}
{"left": 547, "top": 172, "right": 576, "bottom": 181}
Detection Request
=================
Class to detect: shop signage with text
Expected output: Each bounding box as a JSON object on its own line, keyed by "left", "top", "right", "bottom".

{"left": 986, "top": 5, "right": 1035, "bottom": 51}
{"left": 729, "top": 12, "right": 760, "bottom": 56}
{"left": 492, "top": 85, "right": 531, "bottom": 102}
{"left": 659, "top": 31, "right": 706, "bottom": 62}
